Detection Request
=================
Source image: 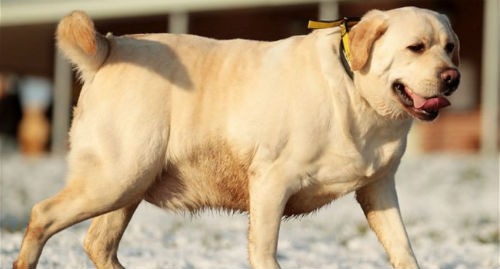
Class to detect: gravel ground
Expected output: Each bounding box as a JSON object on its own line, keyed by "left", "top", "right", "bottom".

{"left": 1, "top": 153, "right": 498, "bottom": 269}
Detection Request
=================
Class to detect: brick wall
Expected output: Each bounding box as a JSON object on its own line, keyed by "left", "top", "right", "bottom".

{"left": 418, "top": 110, "right": 482, "bottom": 153}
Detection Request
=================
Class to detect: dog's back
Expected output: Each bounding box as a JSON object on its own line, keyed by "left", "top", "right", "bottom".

{"left": 55, "top": 11, "right": 331, "bottom": 216}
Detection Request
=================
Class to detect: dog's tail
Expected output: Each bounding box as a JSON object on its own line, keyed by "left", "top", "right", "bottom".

{"left": 56, "top": 11, "right": 109, "bottom": 82}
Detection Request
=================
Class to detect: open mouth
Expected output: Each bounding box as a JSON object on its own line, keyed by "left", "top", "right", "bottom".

{"left": 392, "top": 81, "right": 451, "bottom": 121}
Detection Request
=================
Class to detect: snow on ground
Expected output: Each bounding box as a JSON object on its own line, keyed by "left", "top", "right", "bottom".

{"left": 1, "top": 153, "right": 498, "bottom": 269}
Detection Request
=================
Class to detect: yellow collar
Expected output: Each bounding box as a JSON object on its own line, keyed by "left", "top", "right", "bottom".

{"left": 308, "top": 17, "right": 360, "bottom": 79}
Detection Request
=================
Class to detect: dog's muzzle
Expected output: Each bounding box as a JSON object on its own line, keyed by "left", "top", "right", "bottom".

{"left": 440, "top": 67, "right": 460, "bottom": 96}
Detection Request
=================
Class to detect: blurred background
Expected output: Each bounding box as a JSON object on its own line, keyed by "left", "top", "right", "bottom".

{"left": 0, "top": 0, "right": 499, "bottom": 157}
{"left": 0, "top": 1, "right": 499, "bottom": 268}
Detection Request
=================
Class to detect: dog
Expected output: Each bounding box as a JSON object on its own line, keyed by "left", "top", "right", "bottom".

{"left": 14, "top": 6, "right": 460, "bottom": 269}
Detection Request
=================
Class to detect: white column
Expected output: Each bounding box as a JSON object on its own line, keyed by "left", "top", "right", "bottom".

{"left": 318, "top": 0, "right": 338, "bottom": 20}
{"left": 480, "top": 0, "right": 499, "bottom": 155}
{"left": 168, "top": 11, "right": 189, "bottom": 34}
{"left": 51, "top": 50, "right": 72, "bottom": 154}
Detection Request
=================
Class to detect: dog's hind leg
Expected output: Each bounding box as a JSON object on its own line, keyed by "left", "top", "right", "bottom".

{"left": 84, "top": 200, "right": 141, "bottom": 269}
{"left": 12, "top": 163, "right": 159, "bottom": 269}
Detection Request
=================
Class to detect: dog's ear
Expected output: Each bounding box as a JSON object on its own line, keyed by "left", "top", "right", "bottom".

{"left": 439, "top": 14, "right": 460, "bottom": 67}
{"left": 349, "top": 10, "right": 388, "bottom": 71}
{"left": 448, "top": 22, "right": 461, "bottom": 67}
{"left": 451, "top": 33, "right": 460, "bottom": 67}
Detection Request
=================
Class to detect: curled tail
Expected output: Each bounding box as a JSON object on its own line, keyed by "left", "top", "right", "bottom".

{"left": 56, "top": 11, "right": 109, "bottom": 82}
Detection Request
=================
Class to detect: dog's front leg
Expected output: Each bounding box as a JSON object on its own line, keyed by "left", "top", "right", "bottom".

{"left": 248, "top": 169, "right": 297, "bottom": 269}
{"left": 355, "top": 175, "right": 419, "bottom": 269}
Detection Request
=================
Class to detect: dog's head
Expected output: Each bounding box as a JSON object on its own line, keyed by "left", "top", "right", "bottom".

{"left": 349, "top": 7, "right": 460, "bottom": 121}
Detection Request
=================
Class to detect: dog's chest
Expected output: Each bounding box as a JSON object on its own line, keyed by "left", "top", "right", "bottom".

{"left": 283, "top": 149, "right": 400, "bottom": 215}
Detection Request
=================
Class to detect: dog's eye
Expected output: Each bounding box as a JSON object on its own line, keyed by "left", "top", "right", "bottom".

{"left": 444, "top": 43, "right": 455, "bottom": 54}
{"left": 407, "top": 43, "right": 425, "bottom": 53}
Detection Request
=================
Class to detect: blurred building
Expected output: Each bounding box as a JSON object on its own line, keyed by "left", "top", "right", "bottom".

{"left": 0, "top": 0, "right": 498, "bottom": 155}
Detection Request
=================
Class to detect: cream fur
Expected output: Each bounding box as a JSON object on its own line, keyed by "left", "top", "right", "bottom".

{"left": 14, "top": 6, "right": 460, "bottom": 269}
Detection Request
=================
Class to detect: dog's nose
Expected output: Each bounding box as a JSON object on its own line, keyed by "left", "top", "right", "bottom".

{"left": 440, "top": 68, "right": 460, "bottom": 95}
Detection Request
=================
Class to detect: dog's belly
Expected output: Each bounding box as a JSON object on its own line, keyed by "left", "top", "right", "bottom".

{"left": 145, "top": 140, "right": 250, "bottom": 213}
{"left": 144, "top": 141, "right": 345, "bottom": 216}
{"left": 284, "top": 186, "right": 340, "bottom": 216}
{"left": 145, "top": 173, "right": 342, "bottom": 217}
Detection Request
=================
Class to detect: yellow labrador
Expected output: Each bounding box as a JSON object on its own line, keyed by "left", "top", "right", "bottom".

{"left": 14, "top": 6, "right": 460, "bottom": 269}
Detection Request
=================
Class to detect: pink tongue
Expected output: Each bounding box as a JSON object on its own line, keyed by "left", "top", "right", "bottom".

{"left": 419, "top": 97, "right": 451, "bottom": 111}
{"left": 406, "top": 88, "right": 451, "bottom": 111}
